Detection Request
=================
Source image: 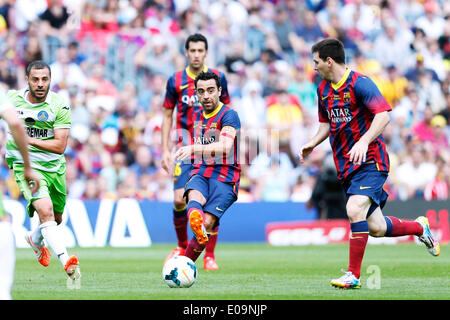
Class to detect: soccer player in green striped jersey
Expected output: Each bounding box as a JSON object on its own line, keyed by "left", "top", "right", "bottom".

{"left": 0, "top": 87, "right": 40, "bottom": 300}
{"left": 6, "top": 60, "right": 80, "bottom": 280}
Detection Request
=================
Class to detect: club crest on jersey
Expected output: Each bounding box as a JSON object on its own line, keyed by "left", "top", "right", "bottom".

{"left": 343, "top": 92, "right": 351, "bottom": 103}
{"left": 37, "top": 110, "right": 49, "bottom": 121}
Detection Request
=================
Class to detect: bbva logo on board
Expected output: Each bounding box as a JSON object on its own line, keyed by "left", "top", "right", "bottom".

{"left": 5, "top": 199, "right": 152, "bottom": 248}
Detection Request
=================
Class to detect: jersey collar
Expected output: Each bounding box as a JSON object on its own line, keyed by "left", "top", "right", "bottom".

{"left": 331, "top": 67, "right": 351, "bottom": 91}
{"left": 203, "top": 102, "right": 223, "bottom": 119}
{"left": 20, "top": 88, "right": 51, "bottom": 105}
{"left": 186, "top": 65, "right": 209, "bottom": 80}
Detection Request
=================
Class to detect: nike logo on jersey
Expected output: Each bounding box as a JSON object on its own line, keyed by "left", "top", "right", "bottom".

{"left": 215, "top": 206, "right": 224, "bottom": 212}
{"left": 359, "top": 186, "right": 372, "bottom": 190}
{"left": 62, "top": 106, "right": 70, "bottom": 110}
{"left": 321, "top": 95, "right": 328, "bottom": 100}
{"left": 179, "top": 84, "right": 189, "bottom": 90}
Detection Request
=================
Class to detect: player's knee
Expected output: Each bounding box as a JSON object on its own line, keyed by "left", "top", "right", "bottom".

{"left": 174, "top": 199, "right": 186, "bottom": 210}
{"left": 346, "top": 203, "right": 365, "bottom": 222}
{"left": 369, "top": 224, "right": 384, "bottom": 237}
{"left": 346, "top": 196, "right": 370, "bottom": 222}
{"left": 174, "top": 189, "right": 187, "bottom": 209}
{"left": 36, "top": 204, "right": 55, "bottom": 223}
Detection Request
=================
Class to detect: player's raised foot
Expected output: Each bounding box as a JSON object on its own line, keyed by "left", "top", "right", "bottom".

{"left": 64, "top": 255, "right": 81, "bottom": 280}
{"left": 25, "top": 234, "right": 50, "bottom": 267}
{"left": 189, "top": 210, "right": 209, "bottom": 245}
{"left": 164, "top": 247, "right": 186, "bottom": 265}
{"left": 203, "top": 256, "right": 219, "bottom": 271}
{"left": 415, "top": 216, "right": 440, "bottom": 256}
{"left": 330, "top": 271, "right": 361, "bottom": 289}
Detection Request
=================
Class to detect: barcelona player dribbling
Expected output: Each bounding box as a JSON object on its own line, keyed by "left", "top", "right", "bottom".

{"left": 161, "top": 34, "right": 230, "bottom": 270}
{"left": 300, "top": 38, "right": 440, "bottom": 289}
{"left": 175, "top": 71, "right": 240, "bottom": 264}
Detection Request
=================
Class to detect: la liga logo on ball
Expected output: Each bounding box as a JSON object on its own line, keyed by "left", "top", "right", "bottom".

{"left": 162, "top": 256, "right": 197, "bottom": 288}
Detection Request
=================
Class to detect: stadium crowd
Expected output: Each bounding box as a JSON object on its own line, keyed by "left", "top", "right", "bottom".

{"left": 0, "top": 0, "right": 449, "bottom": 205}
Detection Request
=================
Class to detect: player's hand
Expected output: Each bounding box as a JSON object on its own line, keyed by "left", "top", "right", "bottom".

{"left": 347, "top": 139, "right": 368, "bottom": 165}
{"left": 175, "top": 146, "right": 193, "bottom": 161}
{"left": 24, "top": 167, "right": 40, "bottom": 194}
{"left": 299, "top": 142, "right": 315, "bottom": 164}
{"left": 161, "top": 150, "right": 172, "bottom": 174}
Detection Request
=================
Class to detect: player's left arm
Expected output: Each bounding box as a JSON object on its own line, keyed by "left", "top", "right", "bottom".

{"left": 348, "top": 76, "right": 391, "bottom": 164}
{"left": 348, "top": 111, "right": 390, "bottom": 164}
{"left": 175, "top": 126, "right": 237, "bottom": 161}
{"left": 28, "top": 128, "right": 70, "bottom": 155}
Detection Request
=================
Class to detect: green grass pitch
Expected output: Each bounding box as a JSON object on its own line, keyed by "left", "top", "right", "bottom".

{"left": 12, "top": 243, "right": 449, "bottom": 300}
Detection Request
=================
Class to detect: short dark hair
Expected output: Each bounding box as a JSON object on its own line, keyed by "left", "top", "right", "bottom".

{"left": 26, "top": 60, "right": 51, "bottom": 77}
{"left": 185, "top": 33, "right": 208, "bottom": 51}
{"left": 194, "top": 71, "right": 220, "bottom": 89}
{"left": 311, "top": 38, "right": 346, "bottom": 65}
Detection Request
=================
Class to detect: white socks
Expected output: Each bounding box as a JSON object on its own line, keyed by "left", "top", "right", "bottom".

{"left": 29, "top": 224, "right": 44, "bottom": 247}
{"left": 0, "top": 221, "right": 15, "bottom": 300}
{"left": 39, "top": 221, "right": 69, "bottom": 266}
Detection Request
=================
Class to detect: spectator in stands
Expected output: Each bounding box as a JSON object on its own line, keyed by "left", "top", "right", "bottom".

{"left": 13, "top": 0, "right": 47, "bottom": 32}
{"left": 134, "top": 33, "right": 176, "bottom": 78}
{"left": 422, "top": 38, "right": 446, "bottom": 81}
{"left": 50, "top": 47, "right": 87, "bottom": 91}
{"left": 76, "top": 132, "right": 111, "bottom": 180}
{"left": 373, "top": 19, "right": 414, "bottom": 73}
{"left": 22, "top": 36, "right": 43, "bottom": 67}
{"left": 404, "top": 53, "right": 440, "bottom": 84}
{"left": 129, "top": 144, "right": 157, "bottom": 179}
{"left": 39, "top": 0, "right": 69, "bottom": 36}
{"left": 415, "top": 68, "right": 446, "bottom": 113}
{"left": 424, "top": 154, "right": 449, "bottom": 201}
{"left": 86, "top": 63, "right": 119, "bottom": 99}
{"left": 429, "top": 114, "right": 449, "bottom": 154}
{"left": 272, "top": 6, "right": 296, "bottom": 61}
{"left": 67, "top": 41, "right": 87, "bottom": 66}
{"left": 287, "top": 65, "right": 317, "bottom": 114}
{"left": 266, "top": 81, "right": 303, "bottom": 143}
{"left": 378, "top": 65, "right": 409, "bottom": 107}
{"left": 236, "top": 78, "right": 266, "bottom": 130}
{"left": 0, "top": 57, "right": 17, "bottom": 89}
{"left": 414, "top": 0, "right": 445, "bottom": 40}
{"left": 412, "top": 105, "right": 436, "bottom": 142}
{"left": 294, "top": 10, "right": 324, "bottom": 46}
{"left": 100, "top": 152, "right": 129, "bottom": 194}
{"left": 395, "top": 145, "right": 437, "bottom": 200}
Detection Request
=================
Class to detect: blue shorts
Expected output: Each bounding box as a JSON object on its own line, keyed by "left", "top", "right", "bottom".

{"left": 173, "top": 161, "right": 192, "bottom": 190}
{"left": 184, "top": 174, "right": 237, "bottom": 219}
{"left": 342, "top": 163, "right": 389, "bottom": 218}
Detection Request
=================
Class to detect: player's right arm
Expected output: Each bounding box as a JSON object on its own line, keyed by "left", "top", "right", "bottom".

{"left": 1, "top": 108, "right": 40, "bottom": 193}
{"left": 299, "top": 122, "right": 330, "bottom": 164}
{"left": 161, "top": 75, "right": 177, "bottom": 174}
{"left": 161, "top": 107, "right": 174, "bottom": 174}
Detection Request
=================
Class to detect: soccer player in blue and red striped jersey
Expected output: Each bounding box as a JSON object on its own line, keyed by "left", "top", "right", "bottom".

{"left": 300, "top": 38, "right": 440, "bottom": 289}
{"left": 161, "top": 34, "right": 230, "bottom": 270}
{"left": 175, "top": 71, "right": 240, "bottom": 264}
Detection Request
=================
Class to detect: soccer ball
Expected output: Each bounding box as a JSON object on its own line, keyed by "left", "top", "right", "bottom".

{"left": 162, "top": 256, "right": 197, "bottom": 288}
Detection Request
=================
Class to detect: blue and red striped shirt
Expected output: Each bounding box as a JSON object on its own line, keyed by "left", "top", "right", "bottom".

{"left": 317, "top": 69, "right": 392, "bottom": 182}
{"left": 190, "top": 103, "right": 241, "bottom": 192}
{"left": 163, "top": 66, "right": 230, "bottom": 148}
